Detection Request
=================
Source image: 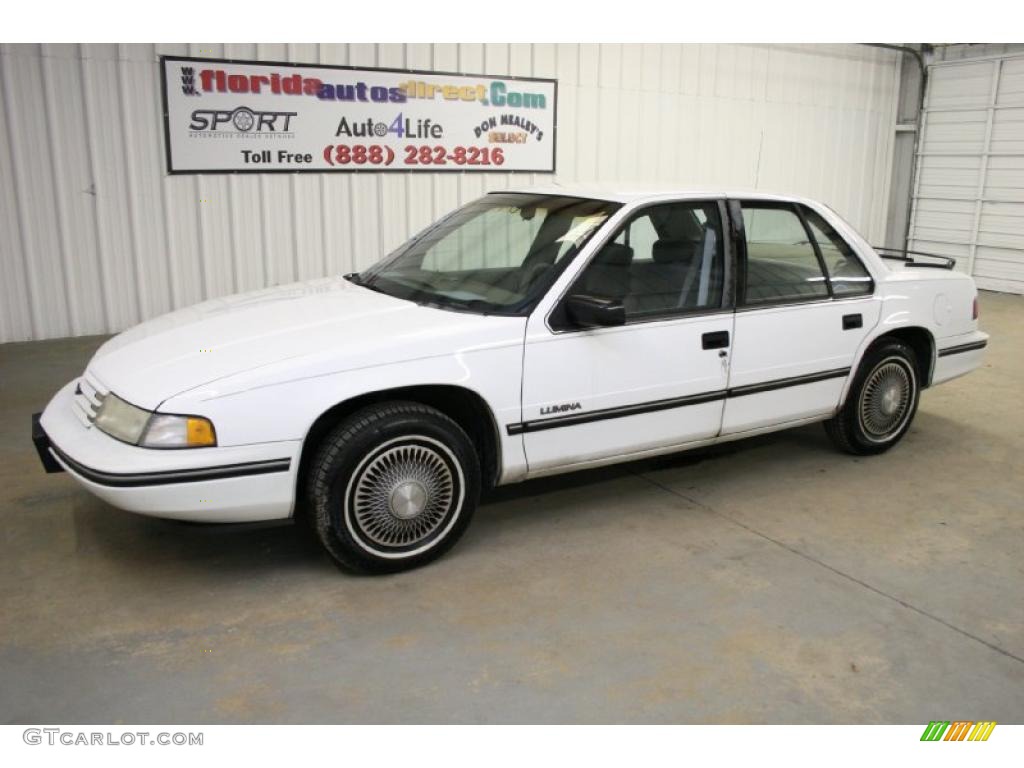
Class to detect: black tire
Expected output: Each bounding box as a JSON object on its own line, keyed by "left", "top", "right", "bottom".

{"left": 307, "top": 401, "right": 479, "bottom": 574}
{"left": 825, "top": 339, "right": 921, "bottom": 456}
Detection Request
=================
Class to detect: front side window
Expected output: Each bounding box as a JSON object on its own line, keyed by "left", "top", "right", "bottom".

{"left": 801, "top": 206, "right": 873, "bottom": 297}
{"left": 357, "top": 193, "right": 620, "bottom": 315}
{"left": 572, "top": 201, "right": 725, "bottom": 320}
{"left": 741, "top": 204, "right": 829, "bottom": 305}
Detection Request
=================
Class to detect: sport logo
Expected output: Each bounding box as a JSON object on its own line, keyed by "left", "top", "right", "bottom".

{"left": 180, "top": 67, "right": 199, "bottom": 96}
{"left": 188, "top": 107, "right": 297, "bottom": 135}
{"left": 920, "top": 721, "right": 996, "bottom": 741}
{"left": 539, "top": 402, "right": 582, "bottom": 416}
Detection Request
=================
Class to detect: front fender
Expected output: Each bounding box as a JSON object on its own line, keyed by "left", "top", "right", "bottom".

{"left": 160, "top": 342, "right": 528, "bottom": 484}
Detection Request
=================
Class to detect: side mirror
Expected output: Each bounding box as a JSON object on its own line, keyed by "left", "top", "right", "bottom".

{"left": 565, "top": 294, "right": 626, "bottom": 328}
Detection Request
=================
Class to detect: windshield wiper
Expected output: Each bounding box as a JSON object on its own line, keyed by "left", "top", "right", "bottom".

{"left": 380, "top": 274, "right": 451, "bottom": 294}
{"left": 434, "top": 296, "right": 492, "bottom": 313}
{"left": 346, "top": 272, "right": 394, "bottom": 298}
{"left": 366, "top": 273, "right": 495, "bottom": 314}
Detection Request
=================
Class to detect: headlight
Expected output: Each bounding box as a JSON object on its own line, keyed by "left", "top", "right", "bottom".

{"left": 92, "top": 394, "right": 217, "bottom": 448}
{"left": 141, "top": 413, "right": 217, "bottom": 448}
{"left": 92, "top": 394, "right": 150, "bottom": 444}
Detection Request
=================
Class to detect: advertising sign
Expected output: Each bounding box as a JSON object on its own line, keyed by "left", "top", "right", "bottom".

{"left": 161, "top": 56, "right": 557, "bottom": 174}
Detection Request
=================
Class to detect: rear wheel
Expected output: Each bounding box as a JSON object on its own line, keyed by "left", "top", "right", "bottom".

{"left": 308, "top": 402, "right": 479, "bottom": 573}
{"left": 825, "top": 339, "right": 920, "bottom": 455}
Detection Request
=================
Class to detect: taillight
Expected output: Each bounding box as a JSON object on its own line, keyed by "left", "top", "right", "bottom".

{"left": 973, "top": 297, "right": 979, "bottom": 320}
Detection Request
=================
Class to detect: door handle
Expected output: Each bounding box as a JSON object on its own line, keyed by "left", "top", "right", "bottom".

{"left": 702, "top": 330, "right": 730, "bottom": 350}
{"left": 842, "top": 313, "right": 863, "bottom": 330}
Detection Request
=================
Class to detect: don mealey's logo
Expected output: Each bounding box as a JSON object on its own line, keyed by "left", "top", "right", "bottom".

{"left": 189, "top": 106, "right": 296, "bottom": 134}
{"left": 473, "top": 113, "right": 545, "bottom": 142}
{"left": 540, "top": 401, "right": 582, "bottom": 416}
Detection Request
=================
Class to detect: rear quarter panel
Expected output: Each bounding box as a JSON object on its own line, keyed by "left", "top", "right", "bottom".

{"left": 849, "top": 270, "right": 982, "bottom": 396}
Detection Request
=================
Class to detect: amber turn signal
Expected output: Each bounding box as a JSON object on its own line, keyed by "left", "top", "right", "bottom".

{"left": 186, "top": 418, "right": 217, "bottom": 447}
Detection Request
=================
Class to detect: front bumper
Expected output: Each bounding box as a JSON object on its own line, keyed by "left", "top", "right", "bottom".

{"left": 32, "top": 412, "right": 63, "bottom": 473}
{"left": 34, "top": 379, "right": 300, "bottom": 523}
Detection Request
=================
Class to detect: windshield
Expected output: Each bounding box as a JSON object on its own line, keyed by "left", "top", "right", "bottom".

{"left": 355, "top": 193, "right": 621, "bottom": 315}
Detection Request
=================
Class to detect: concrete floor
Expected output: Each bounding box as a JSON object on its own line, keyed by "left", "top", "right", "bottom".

{"left": 1, "top": 291, "right": 1022, "bottom": 724}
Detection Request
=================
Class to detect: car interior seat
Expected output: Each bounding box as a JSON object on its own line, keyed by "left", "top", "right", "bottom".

{"left": 580, "top": 243, "right": 634, "bottom": 301}
{"left": 625, "top": 238, "right": 701, "bottom": 315}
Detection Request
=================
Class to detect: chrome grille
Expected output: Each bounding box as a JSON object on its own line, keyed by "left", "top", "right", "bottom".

{"left": 72, "top": 371, "right": 109, "bottom": 428}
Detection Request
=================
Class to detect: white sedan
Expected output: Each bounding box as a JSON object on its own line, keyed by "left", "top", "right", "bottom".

{"left": 33, "top": 188, "right": 989, "bottom": 572}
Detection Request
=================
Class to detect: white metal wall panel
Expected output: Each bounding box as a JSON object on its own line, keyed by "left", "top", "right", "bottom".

{"left": 909, "top": 54, "right": 1024, "bottom": 293}
{"left": 0, "top": 43, "right": 900, "bottom": 342}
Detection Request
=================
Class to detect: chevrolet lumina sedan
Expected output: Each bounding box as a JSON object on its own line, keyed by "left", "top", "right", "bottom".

{"left": 33, "top": 188, "right": 989, "bottom": 573}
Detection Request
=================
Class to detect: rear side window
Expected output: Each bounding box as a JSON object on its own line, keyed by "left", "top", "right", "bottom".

{"left": 741, "top": 205, "right": 829, "bottom": 305}
{"left": 801, "top": 206, "right": 873, "bottom": 297}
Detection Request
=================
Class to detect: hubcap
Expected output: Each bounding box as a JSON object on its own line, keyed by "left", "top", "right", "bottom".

{"left": 350, "top": 442, "right": 455, "bottom": 548}
{"left": 880, "top": 385, "right": 901, "bottom": 415}
{"left": 859, "top": 360, "right": 913, "bottom": 440}
{"left": 389, "top": 480, "right": 427, "bottom": 519}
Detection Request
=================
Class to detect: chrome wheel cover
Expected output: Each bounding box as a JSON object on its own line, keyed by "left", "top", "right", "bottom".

{"left": 346, "top": 437, "right": 460, "bottom": 553}
{"left": 859, "top": 358, "right": 914, "bottom": 441}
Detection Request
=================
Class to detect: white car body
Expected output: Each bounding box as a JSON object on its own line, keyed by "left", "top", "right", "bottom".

{"left": 36, "top": 188, "right": 988, "bottom": 523}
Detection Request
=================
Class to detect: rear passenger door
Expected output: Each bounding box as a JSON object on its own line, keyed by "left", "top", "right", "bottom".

{"left": 721, "top": 200, "right": 879, "bottom": 435}
{"left": 519, "top": 200, "right": 734, "bottom": 474}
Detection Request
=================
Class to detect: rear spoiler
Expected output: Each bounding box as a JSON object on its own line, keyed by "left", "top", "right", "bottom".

{"left": 872, "top": 247, "right": 956, "bottom": 270}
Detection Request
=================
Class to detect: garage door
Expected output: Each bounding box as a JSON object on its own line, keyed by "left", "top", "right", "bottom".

{"left": 909, "top": 55, "right": 1024, "bottom": 294}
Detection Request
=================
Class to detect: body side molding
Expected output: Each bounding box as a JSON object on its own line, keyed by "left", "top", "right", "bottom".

{"left": 508, "top": 367, "right": 852, "bottom": 435}
{"left": 937, "top": 340, "right": 988, "bottom": 357}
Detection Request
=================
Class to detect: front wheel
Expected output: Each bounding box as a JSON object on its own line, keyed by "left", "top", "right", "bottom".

{"left": 308, "top": 402, "right": 480, "bottom": 573}
{"left": 825, "top": 339, "right": 921, "bottom": 455}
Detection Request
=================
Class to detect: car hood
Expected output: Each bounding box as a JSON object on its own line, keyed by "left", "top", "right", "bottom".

{"left": 87, "top": 277, "right": 520, "bottom": 409}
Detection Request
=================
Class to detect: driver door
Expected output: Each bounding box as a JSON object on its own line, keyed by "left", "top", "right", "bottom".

{"left": 519, "top": 199, "right": 735, "bottom": 474}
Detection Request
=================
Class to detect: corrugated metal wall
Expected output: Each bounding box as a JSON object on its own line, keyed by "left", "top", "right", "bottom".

{"left": 908, "top": 52, "right": 1024, "bottom": 294}
{"left": 0, "top": 43, "right": 900, "bottom": 343}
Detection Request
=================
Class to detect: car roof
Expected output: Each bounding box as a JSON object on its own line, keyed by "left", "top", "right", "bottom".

{"left": 492, "top": 184, "right": 814, "bottom": 206}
